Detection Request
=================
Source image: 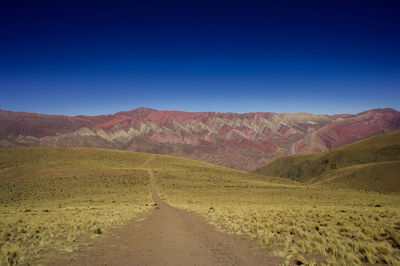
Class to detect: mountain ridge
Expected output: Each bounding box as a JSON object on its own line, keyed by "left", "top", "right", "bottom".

{"left": 1, "top": 107, "right": 399, "bottom": 171}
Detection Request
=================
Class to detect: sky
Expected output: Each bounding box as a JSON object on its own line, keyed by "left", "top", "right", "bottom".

{"left": 0, "top": 0, "right": 399, "bottom": 116}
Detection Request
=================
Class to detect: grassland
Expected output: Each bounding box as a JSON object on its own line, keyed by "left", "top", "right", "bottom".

{"left": 0, "top": 147, "right": 154, "bottom": 265}
{"left": 255, "top": 130, "right": 400, "bottom": 192}
{"left": 1, "top": 146, "right": 400, "bottom": 265}
{"left": 148, "top": 156, "right": 400, "bottom": 265}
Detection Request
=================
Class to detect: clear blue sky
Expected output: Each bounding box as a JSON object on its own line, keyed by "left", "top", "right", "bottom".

{"left": 1, "top": 0, "right": 399, "bottom": 115}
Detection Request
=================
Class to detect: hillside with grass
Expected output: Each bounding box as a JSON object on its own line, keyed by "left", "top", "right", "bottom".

{"left": 254, "top": 130, "right": 400, "bottom": 192}
{"left": 0, "top": 147, "right": 157, "bottom": 264}
{"left": 151, "top": 151, "right": 400, "bottom": 265}
{"left": 1, "top": 146, "right": 400, "bottom": 265}
{"left": 0, "top": 146, "right": 292, "bottom": 264}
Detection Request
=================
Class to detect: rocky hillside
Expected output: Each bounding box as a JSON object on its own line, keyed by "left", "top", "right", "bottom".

{"left": 1, "top": 108, "right": 399, "bottom": 171}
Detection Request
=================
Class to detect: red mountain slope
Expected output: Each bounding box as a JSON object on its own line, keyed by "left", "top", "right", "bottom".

{"left": 1, "top": 108, "right": 399, "bottom": 171}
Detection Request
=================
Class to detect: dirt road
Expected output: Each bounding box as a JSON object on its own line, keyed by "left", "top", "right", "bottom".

{"left": 53, "top": 160, "right": 283, "bottom": 265}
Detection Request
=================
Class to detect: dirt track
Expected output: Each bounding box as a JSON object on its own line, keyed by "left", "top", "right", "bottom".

{"left": 53, "top": 159, "right": 283, "bottom": 265}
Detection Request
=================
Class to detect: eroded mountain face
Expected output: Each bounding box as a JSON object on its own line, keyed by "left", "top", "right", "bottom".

{"left": 1, "top": 108, "right": 399, "bottom": 171}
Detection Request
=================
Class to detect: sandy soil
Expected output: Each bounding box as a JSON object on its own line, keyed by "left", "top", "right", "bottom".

{"left": 52, "top": 158, "right": 283, "bottom": 265}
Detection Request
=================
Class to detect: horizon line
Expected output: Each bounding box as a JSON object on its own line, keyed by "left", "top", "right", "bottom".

{"left": 1, "top": 106, "right": 398, "bottom": 117}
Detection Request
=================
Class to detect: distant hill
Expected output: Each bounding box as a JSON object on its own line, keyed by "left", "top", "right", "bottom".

{"left": 1, "top": 108, "right": 399, "bottom": 171}
{"left": 254, "top": 130, "right": 400, "bottom": 192}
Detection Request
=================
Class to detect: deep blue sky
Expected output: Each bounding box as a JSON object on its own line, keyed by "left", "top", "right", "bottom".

{"left": 1, "top": 0, "right": 399, "bottom": 116}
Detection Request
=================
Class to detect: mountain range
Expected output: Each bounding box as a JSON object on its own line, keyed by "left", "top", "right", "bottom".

{"left": 1, "top": 107, "right": 399, "bottom": 171}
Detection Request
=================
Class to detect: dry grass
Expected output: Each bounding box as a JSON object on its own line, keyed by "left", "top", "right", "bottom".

{"left": 0, "top": 147, "right": 153, "bottom": 265}
{"left": 150, "top": 156, "right": 400, "bottom": 265}
{"left": 1, "top": 147, "right": 400, "bottom": 265}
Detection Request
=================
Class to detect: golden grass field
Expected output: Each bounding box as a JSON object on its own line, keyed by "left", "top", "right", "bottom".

{"left": 0, "top": 147, "right": 153, "bottom": 265}
{"left": 148, "top": 155, "right": 400, "bottom": 265}
{"left": 1, "top": 146, "right": 400, "bottom": 265}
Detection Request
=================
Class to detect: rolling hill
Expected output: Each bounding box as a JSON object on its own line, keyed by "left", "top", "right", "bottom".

{"left": 1, "top": 108, "right": 399, "bottom": 171}
{"left": 254, "top": 130, "right": 400, "bottom": 192}
{"left": 0, "top": 146, "right": 293, "bottom": 264}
